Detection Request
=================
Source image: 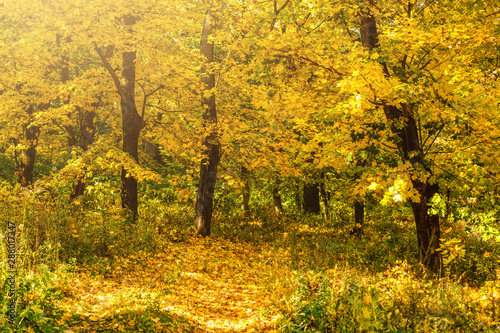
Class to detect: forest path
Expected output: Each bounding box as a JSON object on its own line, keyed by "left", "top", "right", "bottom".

{"left": 56, "top": 235, "right": 288, "bottom": 332}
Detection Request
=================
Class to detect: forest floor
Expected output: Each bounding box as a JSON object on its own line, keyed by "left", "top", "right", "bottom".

{"left": 5, "top": 217, "right": 500, "bottom": 332}
{"left": 53, "top": 235, "right": 287, "bottom": 332}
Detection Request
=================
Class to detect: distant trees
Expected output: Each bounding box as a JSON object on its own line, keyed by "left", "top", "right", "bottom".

{"left": 0, "top": 0, "right": 498, "bottom": 274}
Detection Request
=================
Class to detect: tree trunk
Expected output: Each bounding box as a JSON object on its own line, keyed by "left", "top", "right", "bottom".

{"left": 144, "top": 113, "right": 163, "bottom": 164}
{"left": 353, "top": 201, "right": 364, "bottom": 236}
{"left": 17, "top": 105, "right": 40, "bottom": 187}
{"left": 410, "top": 179, "right": 441, "bottom": 271}
{"left": 303, "top": 182, "right": 321, "bottom": 214}
{"left": 272, "top": 178, "right": 284, "bottom": 218}
{"left": 359, "top": 4, "right": 442, "bottom": 274}
{"left": 352, "top": 158, "right": 367, "bottom": 236}
{"left": 241, "top": 165, "right": 250, "bottom": 214}
{"left": 320, "top": 173, "right": 329, "bottom": 219}
{"left": 70, "top": 108, "right": 95, "bottom": 200}
{"left": 144, "top": 140, "right": 162, "bottom": 163}
{"left": 194, "top": 9, "right": 220, "bottom": 237}
{"left": 95, "top": 15, "right": 143, "bottom": 220}
{"left": 60, "top": 36, "right": 77, "bottom": 149}
{"left": 64, "top": 125, "right": 77, "bottom": 147}
{"left": 121, "top": 45, "right": 142, "bottom": 220}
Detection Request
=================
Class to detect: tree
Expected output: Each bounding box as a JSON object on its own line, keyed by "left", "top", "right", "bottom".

{"left": 303, "top": 182, "right": 321, "bottom": 214}
{"left": 94, "top": 15, "right": 143, "bottom": 219}
{"left": 350, "top": 0, "right": 500, "bottom": 272}
{"left": 16, "top": 105, "right": 41, "bottom": 187}
{"left": 194, "top": 5, "right": 221, "bottom": 236}
{"left": 69, "top": 104, "right": 96, "bottom": 200}
{"left": 0, "top": 2, "right": 56, "bottom": 188}
{"left": 220, "top": 0, "right": 499, "bottom": 273}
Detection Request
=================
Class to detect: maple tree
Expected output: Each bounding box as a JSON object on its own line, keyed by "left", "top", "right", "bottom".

{"left": 0, "top": 0, "right": 500, "bottom": 331}
{"left": 349, "top": 0, "right": 500, "bottom": 272}
{"left": 194, "top": 3, "right": 221, "bottom": 237}
{"left": 0, "top": 2, "right": 53, "bottom": 187}
{"left": 215, "top": 0, "right": 500, "bottom": 272}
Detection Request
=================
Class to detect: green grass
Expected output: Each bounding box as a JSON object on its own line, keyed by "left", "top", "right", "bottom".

{"left": 1, "top": 188, "right": 499, "bottom": 332}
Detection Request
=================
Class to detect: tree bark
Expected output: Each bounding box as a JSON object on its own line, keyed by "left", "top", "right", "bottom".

{"left": 144, "top": 113, "right": 164, "bottom": 164}
{"left": 353, "top": 201, "right": 364, "bottom": 236}
{"left": 359, "top": 4, "right": 442, "bottom": 274}
{"left": 272, "top": 177, "right": 284, "bottom": 218}
{"left": 69, "top": 108, "right": 95, "bottom": 199}
{"left": 144, "top": 140, "right": 162, "bottom": 163}
{"left": 241, "top": 165, "right": 250, "bottom": 214}
{"left": 194, "top": 8, "right": 220, "bottom": 237}
{"left": 16, "top": 105, "right": 40, "bottom": 187}
{"left": 303, "top": 182, "right": 321, "bottom": 214}
{"left": 320, "top": 172, "right": 329, "bottom": 219}
{"left": 121, "top": 45, "right": 142, "bottom": 220}
{"left": 95, "top": 15, "right": 143, "bottom": 220}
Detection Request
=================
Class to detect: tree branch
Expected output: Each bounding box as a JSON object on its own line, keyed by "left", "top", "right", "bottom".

{"left": 139, "top": 84, "right": 164, "bottom": 126}
{"left": 423, "top": 124, "right": 445, "bottom": 156}
{"left": 145, "top": 104, "right": 183, "bottom": 113}
{"left": 298, "top": 56, "right": 344, "bottom": 77}
{"left": 94, "top": 44, "right": 123, "bottom": 96}
{"left": 485, "top": 10, "right": 500, "bottom": 18}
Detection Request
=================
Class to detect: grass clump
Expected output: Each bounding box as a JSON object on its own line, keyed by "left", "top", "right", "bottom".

{"left": 275, "top": 263, "right": 500, "bottom": 332}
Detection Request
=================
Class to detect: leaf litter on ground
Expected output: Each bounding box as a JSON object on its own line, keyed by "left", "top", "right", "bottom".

{"left": 53, "top": 234, "right": 287, "bottom": 332}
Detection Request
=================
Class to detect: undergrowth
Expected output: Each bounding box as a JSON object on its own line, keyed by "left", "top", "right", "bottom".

{"left": 0, "top": 184, "right": 499, "bottom": 332}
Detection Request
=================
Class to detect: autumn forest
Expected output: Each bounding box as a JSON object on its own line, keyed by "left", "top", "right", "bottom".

{"left": 1, "top": 0, "right": 500, "bottom": 331}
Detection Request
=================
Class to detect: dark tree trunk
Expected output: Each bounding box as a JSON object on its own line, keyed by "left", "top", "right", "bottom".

{"left": 410, "top": 178, "right": 441, "bottom": 271}
{"left": 352, "top": 158, "right": 367, "bottom": 236}
{"left": 81, "top": 110, "right": 95, "bottom": 152}
{"left": 96, "top": 15, "right": 143, "bottom": 220}
{"left": 241, "top": 165, "right": 250, "bottom": 214}
{"left": 194, "top": 9, "right": 220, "bottom": 236}
{"left": 60, "top": 50, "right": 78, "bottom": 149}
{"left": 353, "top": 201, "right": 365, "bottom": 236}
{"left": 303, "top": 182, "right": 321, "bottom": 214}
{"left": 121, "top": 47, "right": 142, "bottom": 219}
{"left": 359, "top": 4, "right": 442, "bottom": 273}
{"left": 144, "top": 113, "right": 163, "bottom": 164}
{"left": 64, "top": 125, "right": 77, "bottom": 147}
{"left": 17, "top": 105, "right": 40, "bottom": 187}
{"left": 320, "top": 173, "right": 329, "bottom": 218}
{"left": 144, "top": 140, "right": 162, "bottom": 164}
{"left": 272, "top": 178, "right": 284, "bottom": 218}
{"left": 70, "top": 108, "right": 95, "bottom": 200}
